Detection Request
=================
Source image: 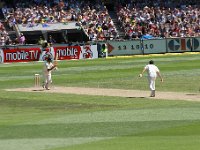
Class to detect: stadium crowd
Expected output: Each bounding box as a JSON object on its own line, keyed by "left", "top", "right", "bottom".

{"left": 0, "top": 0, "right": 199, "bottom": 46}
{"left": 118, "top": 5, "right": 200, "bottom": 39}
{"left": 0, "top": 21, "right": 10, "bottom": 45}
{"left": 77, "top": 4, "right": 118, "bottom": 41}
{"left": 1, "top": 0, "right": 118, "bottom": 43}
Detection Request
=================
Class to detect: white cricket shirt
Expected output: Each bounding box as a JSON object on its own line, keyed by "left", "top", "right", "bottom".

{"left": 144, "top": 64, "right": 159, "bottom": 77}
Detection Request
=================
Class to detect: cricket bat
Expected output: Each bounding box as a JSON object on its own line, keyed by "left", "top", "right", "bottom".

{"left": 54, "top": 52, "right": 58, "bottom": 70}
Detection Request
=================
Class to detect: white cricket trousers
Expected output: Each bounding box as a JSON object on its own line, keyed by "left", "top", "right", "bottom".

{"left": 44, "top": 74, "right": 52, "bottom": 87}
{"left": 148, "top": 76, "right": 156, "bottom": 91}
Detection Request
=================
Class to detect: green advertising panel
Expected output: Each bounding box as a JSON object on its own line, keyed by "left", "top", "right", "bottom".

{"left": 142, "top": 39, "right": 166, "bottom": 54}
{"left": 107, "top": 40, "right": 143, "bottom": 56}
{"left": 107, "top": 39, "right": 167, "bottom": 56}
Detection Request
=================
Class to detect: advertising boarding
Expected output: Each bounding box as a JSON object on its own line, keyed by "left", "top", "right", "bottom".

{"left": 167, "top": 37, "right": 200, "bottom": 52}
{"left": 107, "top": 39, "right": 166, "bottom": 56}
{"left": 0, "top": 45, "right": 98, "bottom": 63}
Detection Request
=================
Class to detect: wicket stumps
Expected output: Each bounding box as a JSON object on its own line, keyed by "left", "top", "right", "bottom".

{"left": 34, "top": 74, "right": 40, "bottom": 87}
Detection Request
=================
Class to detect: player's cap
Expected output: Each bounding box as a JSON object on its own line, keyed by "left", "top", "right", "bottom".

{"left": 149, "top": 60, "right": 154, "bottom": 64}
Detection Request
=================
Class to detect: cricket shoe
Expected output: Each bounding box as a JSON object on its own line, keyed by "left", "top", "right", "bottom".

{"left": 45, "top": 87, "right": 50, "bottom": 90}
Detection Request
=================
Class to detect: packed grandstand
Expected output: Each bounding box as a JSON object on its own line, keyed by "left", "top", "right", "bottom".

{"left": 0, "top": 0, "right": 199, "bottom": 46}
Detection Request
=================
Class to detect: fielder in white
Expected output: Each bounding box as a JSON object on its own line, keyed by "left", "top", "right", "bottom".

{"left": 43, "top": 57, "right": 57, "bottom": 90}
{"left": 139, "top": 60, "right": 163, "bottom": 97}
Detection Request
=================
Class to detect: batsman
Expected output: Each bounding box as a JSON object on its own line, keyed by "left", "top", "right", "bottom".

{"left": 42, "top": 52, "right": 58, "bottom": 90}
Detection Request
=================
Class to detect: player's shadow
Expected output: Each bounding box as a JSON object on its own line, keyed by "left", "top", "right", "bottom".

{"left": 186, "top": 93, "right": 198, "bottom": 96}
{"left": 32, "top": 89, "right": 45, "bottom": 91}
{"left": 126, "top": 96, "right": 146, "bottom": 98}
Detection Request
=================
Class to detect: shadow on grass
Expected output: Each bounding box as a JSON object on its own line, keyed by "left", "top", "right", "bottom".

{"left": 126, "top": 97, "right": 146, "bottom": 98}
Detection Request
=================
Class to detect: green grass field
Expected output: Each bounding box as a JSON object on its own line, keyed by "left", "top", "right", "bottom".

{"left": 0, "top": 53, "right": 200, "bottom": 150}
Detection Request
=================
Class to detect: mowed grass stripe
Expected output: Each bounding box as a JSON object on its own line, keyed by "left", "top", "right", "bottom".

{"left": 60, "top": 136, "right": 200, "bottom": 150}
{"left": 32, "top": 108, "right": 200, "bottom": 125}
{"left": 0, "top": 137, "right": 109, "bottom": 150}
{"left": 0, "top": 121, "right": 199, "bottom": 138}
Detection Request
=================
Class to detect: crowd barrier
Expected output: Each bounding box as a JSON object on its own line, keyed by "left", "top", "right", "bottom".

{"left": 0, "top": 37, "right": 200, "bottom": 63}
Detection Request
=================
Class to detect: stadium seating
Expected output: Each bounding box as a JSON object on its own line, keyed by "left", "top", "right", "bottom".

{"left": 0, "top": 0, "right": 199, "bottom": 45}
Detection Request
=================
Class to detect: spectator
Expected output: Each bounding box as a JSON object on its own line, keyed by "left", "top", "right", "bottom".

{"left": 38, "top": 36, "right": 48, "bottom": 48}
{"left": 48, "top": 35, "right": 56, "bottom": 44}
{"left": 18, "top": 33, "right": 26, "bottom": 44}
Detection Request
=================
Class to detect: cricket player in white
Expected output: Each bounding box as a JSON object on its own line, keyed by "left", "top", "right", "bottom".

{"left": 139, "top": 60, "right": 163, "bottom": 97}
{"left": 43, "top": 57, "right": 57, "bottom": 90}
